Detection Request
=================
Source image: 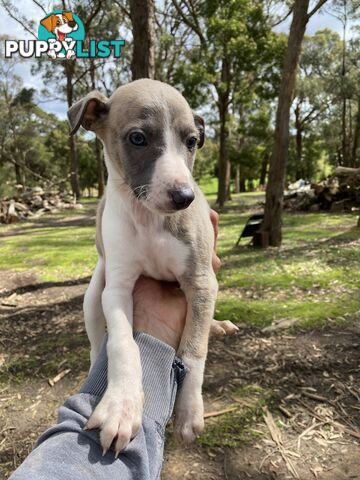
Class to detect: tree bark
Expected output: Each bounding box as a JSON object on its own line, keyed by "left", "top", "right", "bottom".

{"left": 295, "top": 101, "right": 303, "bottom": 179}
{"left": 129, "top": 0, "right": 155, "bottom": 79}
{"left": 239, "top": 177, "right": 246, "bottom": 192}
{"left": 95, "top": 138, "right": 105, "bottom": 197}
{"left": 341, "top": 6, "right": 348, "bottom": 165}
{"left": 234, "top": 164, "right": 240, "bottom": 193}
{"left": 216, "top": 56, "right": 231, "bottom": 207}
{"left": 90, "top": 60, "right": 105, "bottom": 198}
{"left": 351, "top": 96, "right": 360, "bottom": 167}
{"left": 65, "top": 62, "right": 81, "bottom": 200}
{"left": 14, "top": 158, "right": 24, "bottom": 186}
{"left": 261, "top": 0, "right": 311, "bottom": 247}
{"left": 217, "top": 102, "right": 231, "bottom": 206}
{"left": 260, "top": 153, "right": 269, "bottom": 186}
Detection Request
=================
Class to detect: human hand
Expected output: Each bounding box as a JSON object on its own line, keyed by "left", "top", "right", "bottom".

{"left": 133, "top": 209, "right": 221, "bottom": 349}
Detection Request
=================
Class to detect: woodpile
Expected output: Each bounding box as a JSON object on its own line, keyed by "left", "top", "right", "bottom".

{"left": 284, "top": 167, "right": 360, "bottom": 212}
{"left": 0, "top": 185, "right": 83, "bottom": 224}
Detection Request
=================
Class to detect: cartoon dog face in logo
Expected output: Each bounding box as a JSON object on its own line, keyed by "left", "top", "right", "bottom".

{"left": 40, "top": 11, "right": 78, "bottom": 41}
{"left": 40, "top": 11, "right": 78, "bottom": 58}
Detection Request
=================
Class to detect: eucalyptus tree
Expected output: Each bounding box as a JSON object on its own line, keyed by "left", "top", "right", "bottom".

{"left": 129, "top": 0, "right": 156, "bottom": 79}
{"left": 327, "top": 0, "right": 360, "bottom": 165}
{"left": 293, "top": 29, "right": 342, "bottom": 178}
{"left": 172, "top": 0, "right": 278, "bottom": 207}
{"left": 261, "top": 0, "right": 329, "bottom": 248}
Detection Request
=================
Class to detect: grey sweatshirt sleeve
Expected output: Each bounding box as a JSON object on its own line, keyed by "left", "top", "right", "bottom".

{"left": 9, "top": 333, "right": 187, "bottom": 480}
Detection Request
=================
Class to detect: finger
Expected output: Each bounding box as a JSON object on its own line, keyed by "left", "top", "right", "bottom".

{"left": 209, "top": 209, "right": 219, "bottom": 248}
{"left": 212, "top": 251, "right": 222, "bottom": 273}
{"left": 210, "top": 320, "right": 226, "bottom": 336}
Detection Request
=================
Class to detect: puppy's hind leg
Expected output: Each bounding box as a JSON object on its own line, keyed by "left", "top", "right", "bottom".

{"left": 84, "top": 258, "right": 106, "bottom": 368}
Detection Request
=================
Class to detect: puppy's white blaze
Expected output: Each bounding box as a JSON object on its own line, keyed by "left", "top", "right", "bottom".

{"left": 55, "top": 14, "right": 73, "bottom": 33}
{"left": 152, "top": 124, "right": 192, "bottom": 190}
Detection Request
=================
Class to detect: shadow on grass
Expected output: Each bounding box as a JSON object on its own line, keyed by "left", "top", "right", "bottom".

{"left": 0, "top": 217, "right": 96, "bottom": 239}
{"left": 0, "top": 292, "right": 90, "bottom": 381}
{"left": 0, "top": 276, "right": 91, "bottom": 299}
{"left": 220, "top": 227, "right": 359, "bottom": 268}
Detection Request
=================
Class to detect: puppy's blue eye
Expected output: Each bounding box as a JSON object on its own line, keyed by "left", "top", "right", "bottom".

{"left": 129, "top": 132, "right": 146, "bottom": 146}
{"left": 186, "top": 136, "right": 197, "bottom": 150}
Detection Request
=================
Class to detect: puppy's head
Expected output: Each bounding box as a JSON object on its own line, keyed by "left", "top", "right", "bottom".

{"left": 68, "top": 79, "right": 205, "bottom": 214}
{"left": 40, "top": 11, "right": 77, "bottom": 35}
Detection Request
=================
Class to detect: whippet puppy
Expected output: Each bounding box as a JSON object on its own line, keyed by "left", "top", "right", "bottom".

{"left": 68, "top": 79, "right": 237, "bottom": 456}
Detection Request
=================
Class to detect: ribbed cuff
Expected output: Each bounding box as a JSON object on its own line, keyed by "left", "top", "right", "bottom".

{"left": 80, "top": 333, "right": 185, "bottom": 428}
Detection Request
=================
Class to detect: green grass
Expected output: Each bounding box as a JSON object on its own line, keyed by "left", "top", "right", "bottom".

{"left": 0, "top": 332, "right": 89, "bottom": 383}
{"left": 0, "top": 201, "right": 98, "bottom": 281}
{"left": 215, "top": 208, "right": 360, "bottom": 327}
{"left": 198, "top": 385, "right": 270, "bottom": 447}
{"left": 0, "top": 183, "right": 359, "bottom": 327}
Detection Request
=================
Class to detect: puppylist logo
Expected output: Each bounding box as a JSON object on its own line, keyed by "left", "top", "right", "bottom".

{"left": 5, "top": 9, "right": 125, "bottom": 59}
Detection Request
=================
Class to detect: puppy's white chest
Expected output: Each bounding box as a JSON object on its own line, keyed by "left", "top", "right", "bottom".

{"left": 136, "top": 226, "right": 188, "bottom": 281}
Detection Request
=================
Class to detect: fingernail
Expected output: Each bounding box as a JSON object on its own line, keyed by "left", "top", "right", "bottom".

{"left": 115, "top": 450, "right": 120, "bottom": 459}
{"left": 102, "top": 448, "right": 107, "bottom": 457}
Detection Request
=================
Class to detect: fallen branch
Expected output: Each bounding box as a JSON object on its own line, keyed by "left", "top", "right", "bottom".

{"left": 262, "top": 406, "right": 299, "bottom": 479}
{"left": 48, "top": 368, "right": 71, "bottom": 387}
{"left": 204, "top": 406, "right": 238, "bottom": 419}
{"left": 299, "top": 400, "right": 360, "bottom": 440}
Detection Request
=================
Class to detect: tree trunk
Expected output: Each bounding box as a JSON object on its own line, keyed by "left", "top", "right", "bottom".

{"left": 226, "top": 173, "right": 232, "bottom": 200}
{"left": 341, "top": 97, "right": 347, "bottom": 165}
{"left": 351, "top": 96, "right": 360, "bottom": 167}
{"left": 90, "top": 60, "right": 105, "bottom": 197}
{"left": 261, "top": 0, "right": 310, "bottom": 247}
{"left": 259, "top": 153, "right": 269, "bottom": 186}
{"left": 216, "top": 56, "right": 231, "bottom": 207}
{"left": 95, "top": 138, "right": 105, "bottom": 197}
{"left": 239, "top": 177, "right": 246, "bottom": 192}
{"left": 217, "top": 102, "right": 231, "bottom": 207}
{"left": 65, "top": 62, "right": 81, "bottom": 200}
{"left": 341, "top": 10, "right": 348, "bottom": 166}
{"left": 295, "top": 101, "right": 303, "bottom": 179}
{"left": 129, "top": 0, "right": 155, "bottom": 79}
{"left": 14, "top": 159, "right": 24, "bottom": 186}
{"left": 234, "top": 164, "right": 240, "bottom": 193}
{"left": 68, "top": 135, "right": 80, "bottom": 200}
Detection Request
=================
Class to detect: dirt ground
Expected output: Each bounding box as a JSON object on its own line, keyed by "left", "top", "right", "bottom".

{"left": 0, "top": 265, "right": 359, "bottom": 480}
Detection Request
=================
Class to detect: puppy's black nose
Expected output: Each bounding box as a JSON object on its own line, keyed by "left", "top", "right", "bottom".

{"left": 68, "top": 20, "right": 76, "bottom": 27}
{"left": 169, "top": 186, "right": 195, "bottom": 210}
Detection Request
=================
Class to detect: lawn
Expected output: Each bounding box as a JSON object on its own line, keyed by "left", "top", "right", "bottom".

{"left": 1, "top": 180, "right": 359, "bottom": 479}
{"left": 0, "top": 179, "right": 359, "bottom": 328}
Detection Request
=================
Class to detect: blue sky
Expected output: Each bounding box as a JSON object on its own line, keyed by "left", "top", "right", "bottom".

{"left": 0, "top": 1, "right": 355, "bottom": 119}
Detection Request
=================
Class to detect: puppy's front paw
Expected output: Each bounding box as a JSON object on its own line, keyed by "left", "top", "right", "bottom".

{"left": 174, "top": 393, "right": 204, "bottom": 443}
{"left": 85, "top": 387, "right": 144, "bottom": 457}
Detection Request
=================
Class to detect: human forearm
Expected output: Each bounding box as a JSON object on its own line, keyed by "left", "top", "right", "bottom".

{"left": 9, "top": 333, "right": 186, "bottom": 480}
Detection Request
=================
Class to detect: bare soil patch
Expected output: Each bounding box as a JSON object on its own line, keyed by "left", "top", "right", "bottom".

{"left": 0, "top": 273, "right": 359, "bottom": 479}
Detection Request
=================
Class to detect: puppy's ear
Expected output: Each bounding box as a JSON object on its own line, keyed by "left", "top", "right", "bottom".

{"left": 40, "top": 15, "right": 56, "bottom": 32}
{"left": 193, "top": 113, "right": 205, "bottom": 148}
{"left": 67, "top": 91, "right": 109, "bottom": 136}
{"left": 63, "top": 11, "right": 74, "bottom": 22}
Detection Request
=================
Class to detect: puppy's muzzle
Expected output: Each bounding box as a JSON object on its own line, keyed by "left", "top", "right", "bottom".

{"left": 168, "top": 186, "right": 195, "bottom": 210}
